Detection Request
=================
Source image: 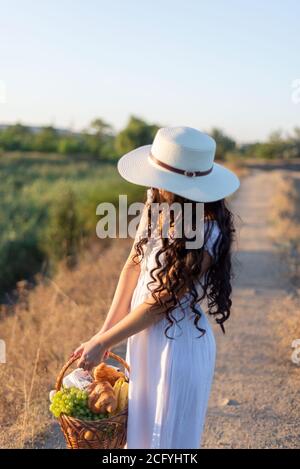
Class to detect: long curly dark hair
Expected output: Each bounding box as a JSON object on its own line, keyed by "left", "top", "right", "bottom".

{"left": 132, "top": 187, "right": 236, "bottom": 338}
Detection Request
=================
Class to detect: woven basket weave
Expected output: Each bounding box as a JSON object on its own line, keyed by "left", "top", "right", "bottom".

{"left": 55, "top": 351, "right": 129, "bottom": 449}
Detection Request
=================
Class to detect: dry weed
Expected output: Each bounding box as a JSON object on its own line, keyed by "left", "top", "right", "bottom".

{"left": 0, "top": 238, "right": 131, "bottom": 448}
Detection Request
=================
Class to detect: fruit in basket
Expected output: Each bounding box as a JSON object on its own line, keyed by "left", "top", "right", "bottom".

{"left": 84, "top": 430, "right": 95, "bottom": 441}
{"left": 111, "top": 377, "right": 129, "bottom": 414}
{"left": 49, "top": 386, "right": 93, "bottom": 419}
{"left": 88, "top": 381, "right": 118, "bottom": 414}
{"left": 118, "top": 380, "right": 129, "bottom": 412}
{"left": 93, "top": 363, "right": 125, "bottom": 386}
{"left": 112, "top": 377, "right": 123, "bottom": 406}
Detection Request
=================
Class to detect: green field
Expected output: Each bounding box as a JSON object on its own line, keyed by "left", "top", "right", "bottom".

{"left": 0, "top": 152, "right": 144, "bottom": 297}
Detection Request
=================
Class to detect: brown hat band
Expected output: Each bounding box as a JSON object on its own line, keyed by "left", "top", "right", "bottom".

{"left": 149, "top": 152, "right": 213, "bottom": 178}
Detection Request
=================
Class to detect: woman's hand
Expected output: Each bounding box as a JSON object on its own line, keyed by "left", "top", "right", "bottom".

{"left": 70, "top": 338, "right": 108, "bottom": 371}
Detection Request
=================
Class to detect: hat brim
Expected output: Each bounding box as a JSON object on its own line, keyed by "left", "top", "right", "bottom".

{"left": 117, "top": 144, "right": 240, "bottom": 202}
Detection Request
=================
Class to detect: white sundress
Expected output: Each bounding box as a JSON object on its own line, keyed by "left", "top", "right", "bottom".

{"left": 125, "top": 191, "right": 220, "bottom": 449}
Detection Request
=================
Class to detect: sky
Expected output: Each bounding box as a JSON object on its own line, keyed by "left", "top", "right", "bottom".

{"left": 0, "top": 0, "right": 300, "bottom": 142}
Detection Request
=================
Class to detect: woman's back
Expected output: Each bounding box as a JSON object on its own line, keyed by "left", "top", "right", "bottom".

{"left": 126, "top": 215, "right": 218, "bottom": 448}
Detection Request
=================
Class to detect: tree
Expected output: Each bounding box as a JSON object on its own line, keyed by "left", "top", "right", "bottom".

{"left": 287, "top": 127, "right": 300, "bottom": 158}
{"left": 210, "top": 128, "right": 236, "bottom": 160}
{"left": 33, "top": 126, "right": 58, "bottom": 153}
{"left": 45, "top": 187, "right": 82, "bottom": 268}
{"left": 57, "top": 135, "right": 86, "bottom": 155}
{"left": 268, "top": 130, "right": 284, "bottom": 143}
{"left": 82, "top": 118, "right": 116, "bottom": 159}
{"left": 115, "top": 116, "right": 159, "bottom": 156}
{"left": 0, "top": 123, "right": 33, "bottom": 151}
{"left": 89, "top": 118, "right": 113, "bottom": 138}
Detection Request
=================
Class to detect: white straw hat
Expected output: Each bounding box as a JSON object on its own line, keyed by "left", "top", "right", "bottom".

{"left": 117, "top": 126, "right": 240, "bottom": 202}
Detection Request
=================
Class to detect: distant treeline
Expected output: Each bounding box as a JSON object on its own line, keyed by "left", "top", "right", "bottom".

{"left": 1, "top": 115, "right": 300, "bottom": 160}
{"left": 0, "top": 116, "right": 158, "bottom": 161}
{"left": 1, "top": 116, "right": 300, "bottom": 298}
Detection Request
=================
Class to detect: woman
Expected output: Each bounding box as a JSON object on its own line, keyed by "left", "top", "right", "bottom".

{"left": 71, "top": 126, "right": 240, "bottom": 448}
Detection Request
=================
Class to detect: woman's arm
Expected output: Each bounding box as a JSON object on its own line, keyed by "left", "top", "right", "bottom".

{"left": 76, "top": 289, "right": 174, "bottom": 369}
{"left": 94, "top": 241, "right": 141, "bottom": 338}
{"left": 72, "top": 240, "right": 141, "bottom": 363}
{"left": 94, "top": 202, "right": 150, "bottom": 337}
{"left": 96, "top": 291, "right": 166, "bottom": 345}
{"left": 74, "top": 251, "right": 213, "bottom": 369}
{"left": 96, "top": 252, "right": 213, "bottom": 350}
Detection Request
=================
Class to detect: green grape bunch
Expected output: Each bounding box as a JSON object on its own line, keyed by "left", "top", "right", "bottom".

{"left": 49, "top": 386, "right": 108, "bottom": 420}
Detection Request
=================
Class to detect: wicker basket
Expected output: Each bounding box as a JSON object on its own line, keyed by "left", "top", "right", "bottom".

{"left": 55, "top": 351, "right": 130, "bottom": 449}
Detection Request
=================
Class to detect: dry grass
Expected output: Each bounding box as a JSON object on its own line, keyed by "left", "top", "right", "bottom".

{"left": 269, "top": 173, "right": 300, "bottom": 285}
{"left": 224, "top": 159, "right": 249, "bottom": 179}
{"left": 0, "top": 238, "right": 131, "bottom": 448}
{"left": 270, "top": 294, "right": 300, "bottom": 362}
{"left": 268, "top": 171, "right": 300, "bottom": 363}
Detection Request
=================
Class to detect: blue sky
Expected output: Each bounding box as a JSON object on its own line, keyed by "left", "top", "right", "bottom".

{"left": 0, "top": 0, "right": 299, "bottom": 142}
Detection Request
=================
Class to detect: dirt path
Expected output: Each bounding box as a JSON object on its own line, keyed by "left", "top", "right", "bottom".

{"left": 202, "top": 169, "right": 300, "bottom": 449}
{"left": 40, "top": 169, "right": 300, "bottom": 449}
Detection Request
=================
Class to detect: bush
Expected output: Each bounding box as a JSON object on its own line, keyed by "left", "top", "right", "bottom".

{"left": 0, "top": 236, "right": 44, "bottom": 296}
{"left": 42, "top": 187, "right": 84, "bottom": 269}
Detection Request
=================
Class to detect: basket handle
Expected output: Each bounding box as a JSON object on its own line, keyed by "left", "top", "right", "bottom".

{"left": 55, "top": 351, "right": 130, "bottom": 392}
